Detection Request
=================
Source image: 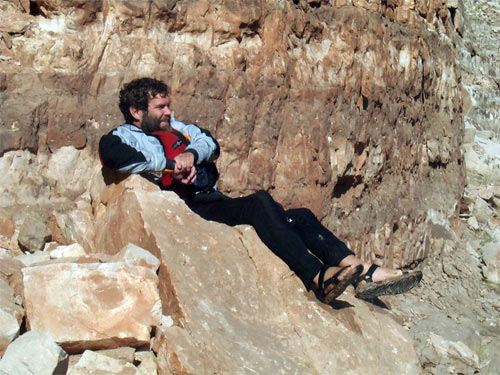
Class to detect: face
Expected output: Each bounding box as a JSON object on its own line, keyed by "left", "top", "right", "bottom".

{"left": 138, "top": 93, "right": 172, "bottom": 132}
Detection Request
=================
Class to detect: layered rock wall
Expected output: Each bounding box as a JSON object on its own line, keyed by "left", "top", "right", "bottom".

{"left": 0, "top": 0, "right": 464, "bottom": 266}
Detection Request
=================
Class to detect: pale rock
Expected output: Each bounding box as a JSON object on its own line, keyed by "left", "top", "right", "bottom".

{"left": 160, "top": 315, "right": 174, "bottom": 328}
{"left": 46, "top": 146, "right": 95, "bottom": 198}
{"left": 14, "top": 250, "right": 51, "bottom": 266}
{"left": 480, "top": 241, "right": 500, "bottom": 284}
{"left": 112, "top": 243, "right": 160, "bottom": 272}
{"left": 0, "top": 276, "right": 23, "bottom": 356}
{"left": 0, "top": 308, "right": 19, "bottom": 357}
{"left": 477, "top": 186, "right": 495, "bottom": 201}
{"left": 96, "top": 347, "right": 136, "bottom": 363}
{"left": 23, "top": 262, "right": 161, "bottom": 353}
{"left": 67, "top": 350, "right": 138, "bottom": 375}
{"left": 0, "top": 9, "right": 33, "bottom": 33}
{"left": 54, "top": 208, "right": 96, "bottom": 253}
{"left": 467, "top": 216, "right": 480, "bottom": 231}
{"left": 49, "top": 243, "right": 87, "bottom": 259}
{"left": 0, "top": 248, "right": 24, "bottom": 298}
{"left": 427, "top": 209, "right": 457, "bottom": 241}
{"left": 427, "top": 333, "right": 480, "bottom": 373}
{"left": 17, "top": 211, "right": 52, "bottom": 252}
{"left": 0, "top": 331, "right": 68, "bottom": 375}
{"left": 463, "top": 126, "right": 476, "bottom": 144}
{"left": 135, "top": 351, "right": 157, "bottom": 375}
{"left": 471, "top": 197, "right": 494, "bottom": 224}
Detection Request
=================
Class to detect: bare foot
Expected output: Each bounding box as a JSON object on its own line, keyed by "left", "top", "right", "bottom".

{"left": 338, "top": 255, "right": 406, "bottom": 283}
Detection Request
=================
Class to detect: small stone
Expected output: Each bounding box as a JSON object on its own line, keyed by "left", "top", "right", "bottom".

{"left": 17, "top": 213, "right": 51, "bottom": 253}
{"left": 112, "top": 243, "right": 160, "bottom": 272}
{"left": 67, "top": 350, "right": 138, "bottom": 375}
{"left": 49, "top": 243, "right": 87, "bottom": 259}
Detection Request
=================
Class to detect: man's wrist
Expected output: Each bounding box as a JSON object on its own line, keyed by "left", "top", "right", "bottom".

{"left": 184, "top": 149, "right": 198, "bottom": 163}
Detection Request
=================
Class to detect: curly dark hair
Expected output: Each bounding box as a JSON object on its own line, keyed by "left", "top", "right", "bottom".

{"left": 119, "top": 78, "right": 169, "bottom": 123}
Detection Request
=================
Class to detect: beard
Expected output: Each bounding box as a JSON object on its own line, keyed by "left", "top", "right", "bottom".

{"left": 141, "top": 113, "right": 170, "bottom": 133}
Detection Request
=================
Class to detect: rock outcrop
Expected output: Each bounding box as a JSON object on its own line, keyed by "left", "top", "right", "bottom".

{"left": 0, "top": 0, "right": 465, "bottom": 268}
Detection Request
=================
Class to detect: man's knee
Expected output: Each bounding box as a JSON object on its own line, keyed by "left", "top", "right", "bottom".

{"left": 251, "top": 190, "right": 274, "bottom": 206}
{"left": 287, "top": 207, "right": 316, "bottom": 222}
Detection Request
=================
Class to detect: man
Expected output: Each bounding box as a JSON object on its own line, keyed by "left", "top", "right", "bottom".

{"left": 99, "top": 78, "right": 422, "bottom": 304}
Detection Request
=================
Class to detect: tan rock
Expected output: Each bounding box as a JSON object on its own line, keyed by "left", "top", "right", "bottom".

{"left": 0, "top": 9, "right": 33, "bottom": 33}
{"left": 67, "top": 350, "right": 138, "bottom": 375}
{"left": 0, "top": 248, "right": 24, "bottom": 299}
{"left": 116, "top": 180, "right": 421, "bottom": 374}
{"left": 0, "top": 208, "right": 14, "bottom": 249}
{"left": 23, "top": 262, "right": 161, "bottom": 353}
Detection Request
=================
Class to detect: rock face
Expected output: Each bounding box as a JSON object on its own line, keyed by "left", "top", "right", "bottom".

{"left": 0, "top": 0, "right": 465, "bottom": 269}
{"left": 23, "top": 261, "right": 161, "bottom": 353}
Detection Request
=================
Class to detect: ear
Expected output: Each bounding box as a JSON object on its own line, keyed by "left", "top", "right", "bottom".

{"left": 129, "top": 106, "right": 144, "bottom": 124}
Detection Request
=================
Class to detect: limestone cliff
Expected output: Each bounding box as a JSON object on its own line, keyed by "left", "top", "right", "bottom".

{"left": 0, "top": 0, "right": 465, "bottom": 268}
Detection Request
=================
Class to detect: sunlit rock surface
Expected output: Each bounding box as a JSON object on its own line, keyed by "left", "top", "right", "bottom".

{"left": 23, "top": 261, "right": 161, "bottom": 353}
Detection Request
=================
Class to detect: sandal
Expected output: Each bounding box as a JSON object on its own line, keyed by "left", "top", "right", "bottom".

{"left": 315, "top": 264, "right": 364, "bottom": 304}
{"left": 354, "top": 265, "right": 423, "bottom": 300}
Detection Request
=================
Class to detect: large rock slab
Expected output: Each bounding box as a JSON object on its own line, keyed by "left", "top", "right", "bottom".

{"left": 0, "top": 331, "right": 68, "bottom": 375}
{"left": 23, "top": 262, "right": 161, "bottom": 353}
{"left": 101, "top": 178, "right": 420, "bottom": 374}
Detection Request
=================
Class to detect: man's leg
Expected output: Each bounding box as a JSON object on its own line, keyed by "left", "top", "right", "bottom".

{"left": 188, "top": 191, "right": 321, "bottom": 289}
{"left": 188, "top": 191, "right": 358, "bottom": 293}
{"left": 285, "top": 208, "right": 354, "bottom": 266}
{"left": 284, "top": 207, "right": 416, "bottom": 286}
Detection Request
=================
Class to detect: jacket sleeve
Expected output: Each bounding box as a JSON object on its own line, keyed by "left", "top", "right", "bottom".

{"left": 170, "top": 115, "right": 220, "bottom": 164}
{"left": 99, "top": 129, "right": 166, "bottom": 174}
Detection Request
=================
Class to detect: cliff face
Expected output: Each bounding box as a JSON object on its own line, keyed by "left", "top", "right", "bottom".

{"left": 0, "top": 0, "right": 465, "bottom": 267}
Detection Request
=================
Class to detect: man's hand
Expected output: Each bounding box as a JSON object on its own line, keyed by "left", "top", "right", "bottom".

{"left": 172, "top": 152, "right": 196, "bottom": 185}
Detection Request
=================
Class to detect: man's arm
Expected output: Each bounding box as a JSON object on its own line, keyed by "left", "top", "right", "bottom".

{"left": 170, "top": 115, "right": 220, "bottom": 165}
{"left": 98, "top": 126, "right": 166, "bottom": 174}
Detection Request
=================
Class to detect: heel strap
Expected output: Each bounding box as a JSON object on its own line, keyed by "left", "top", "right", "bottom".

{"left": 361, "top": 264, "right": 379, "bottom": 283}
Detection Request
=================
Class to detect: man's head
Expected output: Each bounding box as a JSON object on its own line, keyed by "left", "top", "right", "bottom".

{"left": 118, "top": 78, "right": 172, "bottom": 132}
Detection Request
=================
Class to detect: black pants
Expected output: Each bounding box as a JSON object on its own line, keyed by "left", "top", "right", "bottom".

{"left": 187, "top": 190, "right": 354, "bottom": 290}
